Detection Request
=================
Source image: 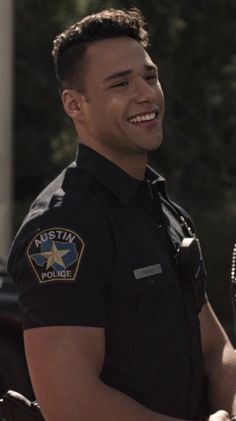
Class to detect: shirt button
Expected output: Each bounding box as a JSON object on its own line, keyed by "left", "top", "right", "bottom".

{"left": 158, "top": 224, "right": 163, "bottom": 229}
{"left": 146, "top": 277, "right": 156, "bottom": 286}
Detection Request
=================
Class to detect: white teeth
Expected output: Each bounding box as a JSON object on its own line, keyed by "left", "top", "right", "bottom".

{"left": 129, "top": 112, "right": 157, "bottom": 124}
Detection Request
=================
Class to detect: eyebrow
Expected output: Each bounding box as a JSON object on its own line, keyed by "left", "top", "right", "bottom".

{"left": 103, "top": 64, "right": 158, "bottom": 83}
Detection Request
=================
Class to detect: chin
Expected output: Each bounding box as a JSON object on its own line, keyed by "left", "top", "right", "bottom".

{"left": 146, "top": 137, "right": 163, "bottom": 152}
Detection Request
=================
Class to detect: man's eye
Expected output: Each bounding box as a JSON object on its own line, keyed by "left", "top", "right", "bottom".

{"left": 145, "top": 74, "right": 158, "bottom": 83}
{"left": 112, "top": 80, "right": 129, "bottom": 88}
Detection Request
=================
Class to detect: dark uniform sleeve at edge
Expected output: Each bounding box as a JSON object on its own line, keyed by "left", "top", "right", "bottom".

{"left": 8, "top": 204, "right": 114, "bottom": 330}
{"left": 20, "top": 285, "right": 109, "bottom": 330}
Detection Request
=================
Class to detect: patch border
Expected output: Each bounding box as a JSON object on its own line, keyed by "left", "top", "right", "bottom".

{"left": 27, "top": 227, "right": 85, "bottom": 284}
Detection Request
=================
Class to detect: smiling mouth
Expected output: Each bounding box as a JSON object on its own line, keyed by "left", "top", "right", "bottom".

{"left": 127, "top": 111, "right": 159, "bottom": 124}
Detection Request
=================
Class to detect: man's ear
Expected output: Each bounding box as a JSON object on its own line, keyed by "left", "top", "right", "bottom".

{"left": 61, "top": 89, "right": 84, "bottom": 121}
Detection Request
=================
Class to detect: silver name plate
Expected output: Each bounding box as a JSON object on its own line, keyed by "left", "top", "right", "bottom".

{"left": 134, "top": 263, "right": 163, "bottom": 280}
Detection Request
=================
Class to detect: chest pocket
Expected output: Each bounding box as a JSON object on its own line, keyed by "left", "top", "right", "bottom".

{"left": 108, "top": 251, "right": 183, "bottom": 340}
{"left": 105, "top": 254, "right": 185, "bottom": 380}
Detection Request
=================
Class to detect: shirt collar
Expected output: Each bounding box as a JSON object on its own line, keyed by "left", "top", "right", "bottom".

{"left": 76, "top": 144, "right": 167, "bottom": 204}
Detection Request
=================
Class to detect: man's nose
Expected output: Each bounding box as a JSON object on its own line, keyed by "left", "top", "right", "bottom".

{"left": 134, "top": 79, "right": 157, "bottom": 103}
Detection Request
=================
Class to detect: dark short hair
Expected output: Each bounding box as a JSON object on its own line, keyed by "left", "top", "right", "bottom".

{"left": 52, "top": 8, "right": 149, "bottom": 92}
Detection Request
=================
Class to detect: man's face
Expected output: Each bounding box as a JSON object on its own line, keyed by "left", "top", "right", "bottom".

{"left": 79, "top": 37, "right": 165, "bottom": 156}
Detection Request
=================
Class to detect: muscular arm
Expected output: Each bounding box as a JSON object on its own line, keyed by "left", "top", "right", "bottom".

{"left": 200, "top": 302, "right": 236, "bottom": 415}
{"left": 25, "top": 325, "right": 194, "bottom": 421}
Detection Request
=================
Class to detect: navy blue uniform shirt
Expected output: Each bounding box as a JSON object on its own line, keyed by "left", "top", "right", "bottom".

{"left": 8, "top": 144, "right": 207, "bottom": 419}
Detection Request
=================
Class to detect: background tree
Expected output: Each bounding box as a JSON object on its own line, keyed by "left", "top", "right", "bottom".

{"left": 14, "top": 0, "right": 236, "bottom": 343}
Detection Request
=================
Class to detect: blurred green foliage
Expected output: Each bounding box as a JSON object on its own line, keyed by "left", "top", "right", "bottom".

{"left": 14, "top": 0, "right": 236, "bottom": 342}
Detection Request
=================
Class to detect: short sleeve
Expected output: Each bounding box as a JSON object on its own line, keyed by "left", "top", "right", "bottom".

{"left": 7, "top": 202, "right": 114, "bottom": 330}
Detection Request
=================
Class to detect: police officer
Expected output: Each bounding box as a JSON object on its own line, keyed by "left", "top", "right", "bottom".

{"left": 8, "top": 8, "right": 236, "bottom": 421}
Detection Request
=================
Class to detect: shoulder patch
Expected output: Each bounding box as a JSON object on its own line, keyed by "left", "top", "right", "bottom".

{"left": 27, "top": 228, "right": 84, "bottom": 283}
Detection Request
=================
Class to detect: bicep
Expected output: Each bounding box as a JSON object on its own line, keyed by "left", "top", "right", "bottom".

{"left": 24, "top": 325, "right": 105, "bottom": 420}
